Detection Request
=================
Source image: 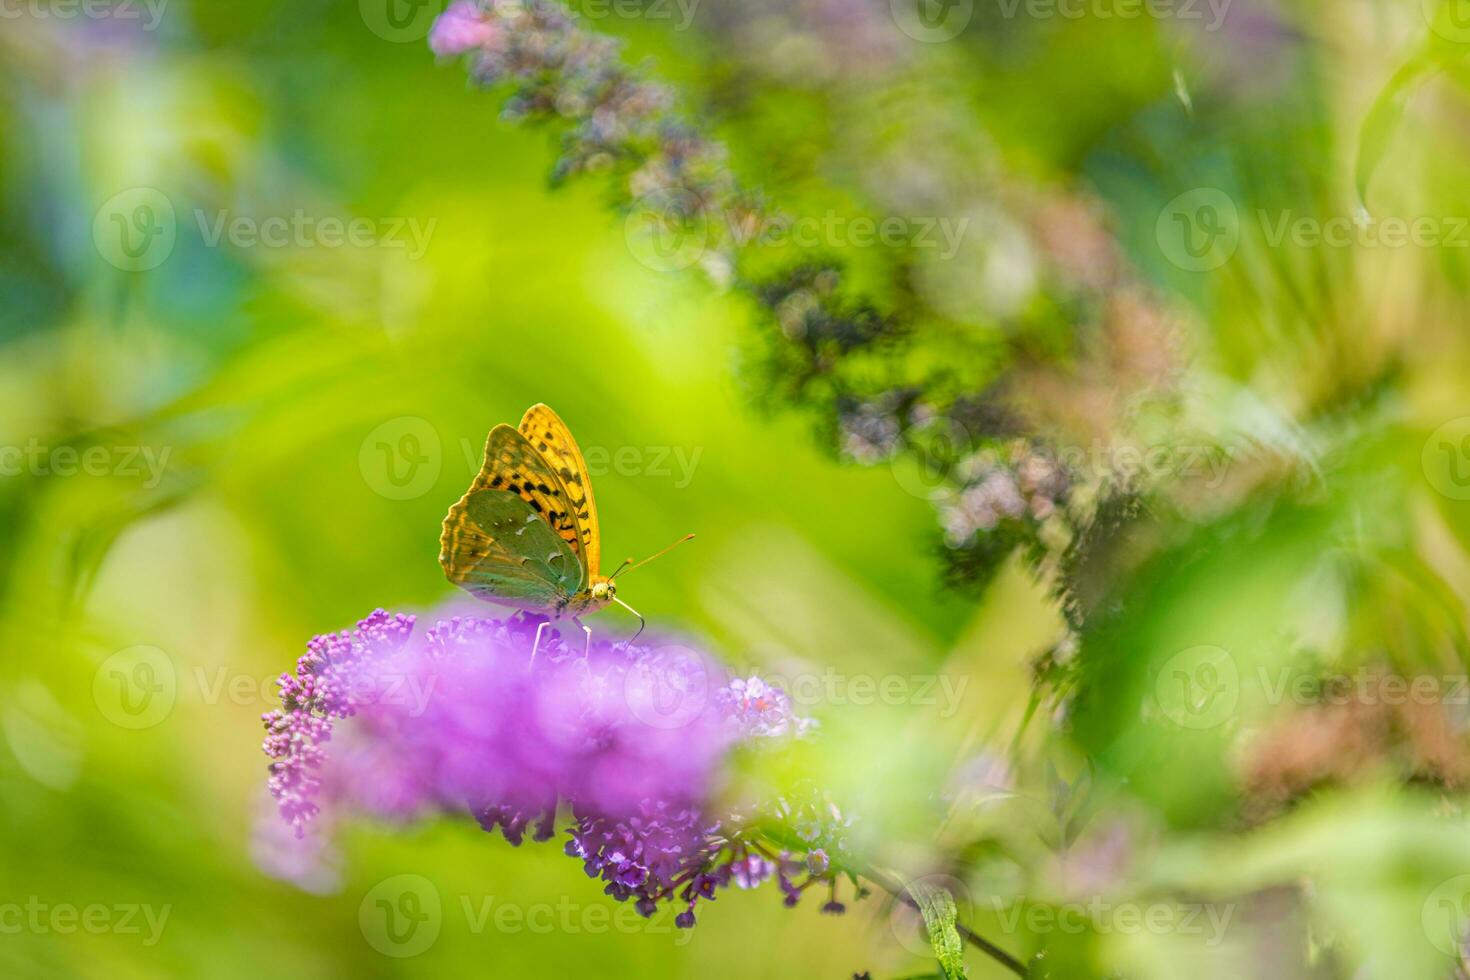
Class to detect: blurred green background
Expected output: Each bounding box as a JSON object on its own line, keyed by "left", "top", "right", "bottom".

{"left": 0, "top": 5, "right": 1018, "bottom": 978}
{"left": 4, "top": 0, "right": 1470, "bottom": 977}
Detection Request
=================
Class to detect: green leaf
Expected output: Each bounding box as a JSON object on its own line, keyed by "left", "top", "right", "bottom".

{"left": 1353, "top": 24, "right": 1470, "bottom": 209}
{"left": 1354, "top": 45, "right": 1438, "bottom": 209}
{"left": 910, "top": 882, "right": 969, "bottom": 980}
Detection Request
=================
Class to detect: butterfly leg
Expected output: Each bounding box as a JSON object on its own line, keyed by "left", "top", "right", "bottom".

{"left": 530, "top": 619, "right": 551, "bottom": 670}
{"left": 573, "top": 616, "right": 592, "bottom": 658}
{"left": 611, "top": 596, "right": 646, "bottom": 650}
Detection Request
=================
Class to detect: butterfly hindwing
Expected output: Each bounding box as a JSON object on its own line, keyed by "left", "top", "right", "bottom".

{"left": 451, "top": 489, "right": 581, "bottom": 607}
{"left": 519, "top": 403, "right": 601, "bottom": 577}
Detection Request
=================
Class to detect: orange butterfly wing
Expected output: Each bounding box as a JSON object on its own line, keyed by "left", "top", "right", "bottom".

{"left": 519, "top": 403, "right": 601, "bottom": 578}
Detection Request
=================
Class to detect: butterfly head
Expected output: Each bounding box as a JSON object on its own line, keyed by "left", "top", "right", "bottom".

{"left": 567, "top": 576, "right": 618, "bottom": 618}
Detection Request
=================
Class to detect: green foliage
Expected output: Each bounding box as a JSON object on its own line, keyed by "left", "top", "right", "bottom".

{"left": 911, "top": 883, "right": 970, "bottom": 980}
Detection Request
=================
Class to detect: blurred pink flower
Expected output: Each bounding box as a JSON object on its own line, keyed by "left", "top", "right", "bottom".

{"left": 429, "top": 0, "right": 500, "bottom": 57}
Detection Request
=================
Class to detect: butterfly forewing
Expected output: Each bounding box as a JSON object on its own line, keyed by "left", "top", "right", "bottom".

{"left": 519, "top": 403, "right": 601, "bottom": 577}
{"left": 439, "top": 423, "right": 589, "bottom": 602}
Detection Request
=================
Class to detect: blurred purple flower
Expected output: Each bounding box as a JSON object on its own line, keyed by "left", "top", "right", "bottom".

{"left": 730, "top": 852, "right": 776, "bottom": 889}
{"left": 718, "top": 675, "right": 818, "bottom": 739}
{"left": 429, "top": 0, "right": 501, "bottom": 58}
{"left": 249, "top": 791, "right": 341, "bottom": 895}
{"left": 263, "top": 610, "right": 733, "bottom": 839}
{"left": 259, "top": 609, "right": 841, "bottom": 925}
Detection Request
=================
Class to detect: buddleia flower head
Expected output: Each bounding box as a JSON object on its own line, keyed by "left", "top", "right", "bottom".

{"left": 259, "top": 609, "right": 845, "bottom": 927}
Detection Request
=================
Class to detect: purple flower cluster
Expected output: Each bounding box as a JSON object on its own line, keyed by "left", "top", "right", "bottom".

{"left": 566, "top": 801, "right": 726, "bottom": 926}
{"left": 831, "top": 392, "right": 1076, "bottom": 550}
{"left": 430, "top": 0, "right": 732, "bottom": 228}
{"left": 838, "top": 399, "right": 905, "bottom": 464}
{"left": 260, "top": 608, "right": 844, "bottom": 926}
{"left": 262, "top": 609, "right": 415, "bottom": 835}
{"left": 428, "top": 0, "right": 499, "bottom": 57}
{"left": 718, "top": 675, "right": 819, "bottom": 740}
{"left": 939, "top": 441, "right": 1071, "bottom": 546}
{"left": 263, "top": 611, "right": 732, "bottom": 838}
{"left": 564, "top": 800, "right": 850, "bottom": 928}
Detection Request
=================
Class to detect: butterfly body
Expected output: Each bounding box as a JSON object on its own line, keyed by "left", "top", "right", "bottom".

{"left": 440, "top": 405, "right": 688, "bottom": 655}
{"left": 569, "top": 578, "right": 617, "bottom": 617}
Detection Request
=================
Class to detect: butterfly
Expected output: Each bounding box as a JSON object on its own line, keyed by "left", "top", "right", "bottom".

{"left": 439, "top": 403, "right": 693, "bottom": 658}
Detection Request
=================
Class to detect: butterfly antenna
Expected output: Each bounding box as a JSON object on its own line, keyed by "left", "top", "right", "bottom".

{"left": 609, "top": 534, "right": 695, "bottom": 581}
